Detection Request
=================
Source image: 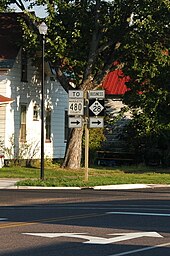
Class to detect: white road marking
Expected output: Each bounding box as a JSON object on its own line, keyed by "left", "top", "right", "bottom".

{"left": 107, "top": 211, "right": 170, "bottom": 217}
{"left": 2, "top": 205, "right": 170, "bottom": 212}
{"left": 23, "top": 232, "right": 163, "bottom": 245}
{"left": 0, "top": 218, "right": 7, "bottom": 221}
{"left": 108, "top": 242, "right": 170, "bottom": 256}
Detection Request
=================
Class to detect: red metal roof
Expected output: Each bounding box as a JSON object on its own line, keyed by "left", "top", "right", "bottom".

{"left": 102, "top": 69, "right": 130, "bottom": 95}
{"left": 0, "top": 95, "right": 14, "bottom": 105}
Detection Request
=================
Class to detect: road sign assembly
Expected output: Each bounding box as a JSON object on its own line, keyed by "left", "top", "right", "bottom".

{"left": 68, "top": 89, "right": 105, "bottom": 181}
{"left": 68, "top": 89, "right": 105, "bottom": 128}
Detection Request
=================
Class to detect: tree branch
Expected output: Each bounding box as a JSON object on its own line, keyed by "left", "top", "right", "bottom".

{"left": 55, "top": 67, "right": 70, "bottom": 92}
{"left": 15, "top": 0, "right": 26, "bottom": 11}
{"left": 83, "top": 0, "right": 101, "bottom": 82}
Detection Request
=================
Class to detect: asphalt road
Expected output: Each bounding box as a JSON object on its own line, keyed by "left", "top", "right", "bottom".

{"left": 0, "top": 188, "right": 170, "bottom": 256}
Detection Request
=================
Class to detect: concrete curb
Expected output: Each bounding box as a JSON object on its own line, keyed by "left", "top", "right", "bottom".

{"left": 0, "top": 179, "right": 170, "bottom": 190}
{"left": 93, "top": 184, "right": 170, "bottom": 190}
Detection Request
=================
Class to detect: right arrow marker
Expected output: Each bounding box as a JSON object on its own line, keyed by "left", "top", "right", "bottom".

{"left": 69, "top": 117, "right": 82, "bottom": 128}
{"left": 92, "top": 120, "right": 101, "bottom": 125}
{"left": 89, "top": 117, "right": 104, "bottom": 128}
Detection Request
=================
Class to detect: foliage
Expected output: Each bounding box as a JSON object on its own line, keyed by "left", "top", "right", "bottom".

{"left": 0, "top": 135, "right": 40, "bottom": 167}
{"left": 117, "top": 0, "right": 170, "bottom": 166}
{"left": 2, "top": 0, "right": 170, "bottom": 169}
{"left": 0, "top": 0, "right": 26, "bottom": 11}
{"left": 82, "top": 128, "right": 106, "bottom": 165}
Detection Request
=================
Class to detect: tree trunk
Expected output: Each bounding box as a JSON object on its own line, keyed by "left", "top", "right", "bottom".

{"left": 62, "top": 127, "right": 83, "bottom": 169}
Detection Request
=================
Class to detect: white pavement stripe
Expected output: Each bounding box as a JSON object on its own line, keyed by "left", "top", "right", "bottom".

{"left": 0, "top": 218, "right": 7, "bottom": 221}
{"left": 23, "top": 232, "right": 162, "bottom": 244}
{"left": 108, "top": 242, "right": 170, "bottom": 256}
{"left": 107, "top": 212, "right": 170, "bottom": 217}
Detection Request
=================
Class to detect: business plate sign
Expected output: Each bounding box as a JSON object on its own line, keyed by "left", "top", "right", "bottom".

{"left": 88, "top": 90, "right": 105, "bottom": 99}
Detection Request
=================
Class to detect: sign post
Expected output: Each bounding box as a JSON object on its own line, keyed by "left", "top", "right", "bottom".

{"left": 84, "top": 117, "right": 89, "bottom": 182}
{"left": 84, "top": 91, "right": 89, "bottom": 182}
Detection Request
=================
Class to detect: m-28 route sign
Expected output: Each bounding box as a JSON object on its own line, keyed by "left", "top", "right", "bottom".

{"left": 88, "top": 90, "right": 105, "bottom": 117}
{"left": 89, "top": 99, "right": 104, "bottom": 116}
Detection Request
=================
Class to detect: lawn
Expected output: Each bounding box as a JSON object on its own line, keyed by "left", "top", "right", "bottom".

{"left": 0, "top": 164, "right": 170, "bottom": 187}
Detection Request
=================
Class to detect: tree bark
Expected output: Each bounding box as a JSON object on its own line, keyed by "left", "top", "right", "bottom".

{"left": 62, "top": 128, "right": 83, "bottom": 169}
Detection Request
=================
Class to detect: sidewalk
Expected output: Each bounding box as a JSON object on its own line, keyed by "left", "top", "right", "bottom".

{"left": 0, "top": 179, "right": 20, "bottom": 189}
{"left": 0, "top": 178, "right": 170, "bottom": 190}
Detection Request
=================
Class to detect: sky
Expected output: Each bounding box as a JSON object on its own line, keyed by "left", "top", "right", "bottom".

{"left": 10, "top": 2, "right": 47, "bottom": 18}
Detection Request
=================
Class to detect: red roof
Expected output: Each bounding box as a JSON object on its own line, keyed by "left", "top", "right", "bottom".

{"left": 0, "top": 95, "right": 14, "bottom": 106}
{"left": 102, "top": 69, "right": 130, "bottom": 95}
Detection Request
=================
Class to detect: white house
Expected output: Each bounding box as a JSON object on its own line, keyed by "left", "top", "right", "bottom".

{"left": 0, "top": 13, "right": 68, "bottom": 161}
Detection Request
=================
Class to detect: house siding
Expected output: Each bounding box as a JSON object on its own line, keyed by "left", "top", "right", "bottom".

{"left": 0, "top": 107, "right": 6, "bottom": 150}
{"left": 0, "top": 75, "right": 7, "bottom": 151}
{"left": 0, "top": 49, "right": 68, "bottom": 159}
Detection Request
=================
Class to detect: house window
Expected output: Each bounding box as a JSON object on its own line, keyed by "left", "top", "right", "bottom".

{"left": 21, "top": 49, "right": 28, "bottom": 82}
{"left": 64, "top": 110, "right": 69, "bottom": 141}
{"left": 20, "top": 105, "right": 27, "bottom": 142}
{"left": 33, "top": 104, "right": 40, "bottom": 121}
{"left": 45, "top": 108, "right": 51, "bottom": 142}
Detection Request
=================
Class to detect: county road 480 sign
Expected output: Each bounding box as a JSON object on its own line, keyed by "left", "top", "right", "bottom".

{"left": 68, "top": 98, "right": 84, "bottom": 116}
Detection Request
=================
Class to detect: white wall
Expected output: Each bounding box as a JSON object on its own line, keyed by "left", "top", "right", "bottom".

{"left": 0, "top": 49, "right": 68, "bottom": 159}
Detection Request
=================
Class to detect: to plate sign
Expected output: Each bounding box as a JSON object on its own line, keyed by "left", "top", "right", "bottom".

{"left": 69, "top": 90, "right": 84, "bottom": 98}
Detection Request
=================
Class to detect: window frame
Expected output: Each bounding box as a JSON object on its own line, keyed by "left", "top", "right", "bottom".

{"left": 20, "top": 104, "right": 27, "bottom": 142}
{"left": 33, "top": 104, "right": 40, "bottom": 121}
{"left": 45, "top": 108, "right": 51, "bottom": 142}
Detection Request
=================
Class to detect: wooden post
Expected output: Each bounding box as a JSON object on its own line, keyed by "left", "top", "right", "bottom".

{"left": 84, "top": 119, "right": 89, "bottom": 182}
{"left": 84, "top": 91, "right": 89, "bottom": 182}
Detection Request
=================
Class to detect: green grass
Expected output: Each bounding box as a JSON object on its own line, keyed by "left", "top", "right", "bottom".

{"left": 0, "top": 164, "right": 170, "bottom": 187}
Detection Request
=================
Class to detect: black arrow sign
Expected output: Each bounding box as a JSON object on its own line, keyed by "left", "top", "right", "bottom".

{"left": 71, "top": 120, "right": 80, "bottom": 125}
{"left": 92, "top": 120, "right": 101, "bottom": 125}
